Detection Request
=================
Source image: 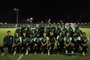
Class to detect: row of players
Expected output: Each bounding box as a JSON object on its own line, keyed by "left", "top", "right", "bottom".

{"left": 0, "top": 23, "right": 88, "bottom": 56}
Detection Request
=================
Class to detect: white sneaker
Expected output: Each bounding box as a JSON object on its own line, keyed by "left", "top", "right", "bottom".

{"left": 41, "top": 52, "right": 43, "bottom": 55}
{"left": 34, "top": 52, "right": 36, "bottom": 55}
{"left": 1, "top": 53, "right": 5, "bottom": 56}
{"left": 71, "top": 51, "right": 74, "bottom": 54}
{"left": 48, "top": 50, "right": 50, "bottom": 55}
{"left": 25, "top": 50, "right": 28, "bottom": 55}
{"left": 13, "top": 51, "right": 16, "bottom": 55}
{"left": 65, "top": 50, "right": 68, "bottom": 54}
{"left": 82, "top": 52, "right": 85, "bottom": 56}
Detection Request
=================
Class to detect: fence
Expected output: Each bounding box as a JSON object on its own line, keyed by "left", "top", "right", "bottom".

{"left": 0, "top": 23, "right": 90, "bottom": 28}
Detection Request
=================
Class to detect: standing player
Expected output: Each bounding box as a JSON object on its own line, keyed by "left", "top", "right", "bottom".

{"left": 21, "top": 25, "right": 27, "bottom": 36}
{"left": 41, "top": 33, "right": 49, "bottom": 54}
{"left": 81, "top": 32, "right": 88, "bottom": 56}
{"left": 38, "top": 25, "right": 44, "bottom": 37}
{"left": 73, "top": 24, "right": 82, "bottom": 36}
{"left": 67, "top": 24, "right": 73, "bottom": 37}
{"left": 15, "top": 25, "right": 21, "bottom": 36}
{"left": 64, "top": 32, "right": 74, "bottom": 54}
{"left": 61, "top": 24, "right": 67, "bottom": 37}
{"left": 13, "top": 33, "right": 22, "bottom": 55}
{"left": 2, "top": 31, "right": 14, "bottom": 54}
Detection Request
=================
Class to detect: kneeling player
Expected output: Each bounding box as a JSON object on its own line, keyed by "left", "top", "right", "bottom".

{"left": 81, "top": 32, "right": 88, "bottom": 56}
{"left": 13, "top": 33, "right": 22, "bottom": 55}
{"left": 27, "top": 33, "right": 34, "bottom": 53}
{"left": 21, "top": 32, "right": 28, "bottom": 55}
{"left": 48, "top": 31, "right": 55, "bottom": 55}
{"left": 72, "top": 32, "right": 80, "bottom": 53}
{"left": 33, "top": 33, "right": 42, "bottom": 54}
{"left": 64, "top": 32, "right": 74, "bottom": 54}
{"left": 57, "top": 32, "right": 64, "bottom": 53}
{"left": 41, "top": 33, "right": 49, "bottom": 54}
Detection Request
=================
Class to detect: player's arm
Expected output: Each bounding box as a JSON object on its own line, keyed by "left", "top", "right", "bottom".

{"left": 64, "top": 37, "right": 67, "bottom": 47}
{"left": 12, "top": 38, "right": 16, "bottom": 47}
{"left": 67, "top": 37, "right": 72, "bottom": 46}
{"left": 45, "top": 37, "right": 49, "bottom": 45}
{"left": 82, "top": 37, "right": 88, "bottom": 46}
{"left": 2, "top": 36, "right": 6, "bottom": 46}
{"left": 19, "top": 37, "right": 22, "bottom": 46}
{"left": 26, "top": 38, "right": 29, "bottom": 46}
{"left": 56, "top": 36, "right": 60, "bottom": 45}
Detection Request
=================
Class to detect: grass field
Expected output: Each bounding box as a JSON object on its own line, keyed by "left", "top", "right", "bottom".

{"left": 0, "top": 28, "right": 90, "bottom": 60}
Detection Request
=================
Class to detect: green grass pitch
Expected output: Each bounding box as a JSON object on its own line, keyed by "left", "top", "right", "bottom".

{"left": 0, "top": 28, "right": 90, "bottom": 60}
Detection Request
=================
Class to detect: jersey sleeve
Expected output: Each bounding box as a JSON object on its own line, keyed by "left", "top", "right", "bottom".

{"left": 70, "top": 37, "right": 72, "bottom": 41}
{"left": 57, "top": 36, "right": 59, "bottom": 40}
{"left": 78, "top": 37, "right": 81, "bottom": 41}
{"left": 20, "top": 37, "right": 22, "bottom": 43}
{"left": 46, "top": 37, "right": 49, "bottom": 41}
{"left": 64, "top": 37, "right": 66, "bottom": 41}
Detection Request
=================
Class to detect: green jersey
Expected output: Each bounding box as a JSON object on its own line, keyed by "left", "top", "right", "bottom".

{"left": 57, "top": 35, "right": 64, "bottom": 42}
{"left": 49, "top": 36, "right": 55, "bottom": 43}
{"left": 3, "top": 35, "right": 13, "bottom": 45}
{"left": 64, "top": 36, "right": 72, "bottom": 44}
{"left": 21, "top": 37, "right": 28, "bottom": 45}
{"left": 34, "top": 37, "right": 42, "bottom": 43}
{"left": 73, "top": 27, "right": 82, "bottom": 36}
{"left": 81, "top": 36, "right": 88, "bottom": 44}
{"left": 41, "top": 37, "right": 49, "bottom": 43}
{"left": 27, "top": 37, "right": 34, "bottom": 43}
{"left": 14, "top": 37, "right": 21, "bottom": 44}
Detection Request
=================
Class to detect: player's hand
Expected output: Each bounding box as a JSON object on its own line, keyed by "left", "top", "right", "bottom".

{"left": 12, "top": 44, "right": 15, "bottom": 47}
{"left": 66, "top": 44, "right": 69, "bottom": 47}
{"left": 34, "top": 44, "right": 37, "bottom": 46}
{"left": 26, "top": 43, "right": 29, "bottom": 46}
{"left": 83, "top": 44, "right": 87, "bottom": 46}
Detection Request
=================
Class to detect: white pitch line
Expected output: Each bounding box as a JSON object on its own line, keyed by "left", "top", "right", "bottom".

{"left": 17, "top": 54, "right": 24, "bottom": 60}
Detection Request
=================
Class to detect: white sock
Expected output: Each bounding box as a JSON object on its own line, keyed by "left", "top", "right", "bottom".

{"left": 65, "top": 50, "right": 68, "bottom": 54}
{"left": 48, "top": 50, "right": 50, "bottom": 55}
{"left": 71, "top": 51, "right": 74, "bottom": 54}
{"left": 26, "top": 50, "right": 28, "bottom": 55}
{"left": 13, "top": 51, "right": 16, "bottom": 55}
{"left": 82, "top": 52, "right": 85, "bottom": 56}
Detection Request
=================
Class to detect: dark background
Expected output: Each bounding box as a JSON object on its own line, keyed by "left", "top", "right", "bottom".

{"left": 0, "top": 0, "right": 90, "bottom": 23}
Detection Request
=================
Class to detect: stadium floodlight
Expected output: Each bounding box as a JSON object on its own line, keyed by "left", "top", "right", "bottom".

{"left": 30, "top": 17, "right": 33, "bottom": 21}
{"left": 14, "top": 8, "right": 19, "bottom": 27}
{"left": 27, "top": 19, "right": 30, "bottom": 22}
{"left": 0, "top": 22, "right": 3, "bottom": 24}
{"left": 48, "top": 18, "right": 51, "bottom": 23}
{"left": 5, "top": 22, "right": 7, "bottom": 24}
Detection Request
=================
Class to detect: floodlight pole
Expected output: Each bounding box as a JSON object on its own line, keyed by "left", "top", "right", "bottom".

{"left": 14, "top": 8, "right": 19, "bottom": 27}
{"left": 16, "top": 10, "right": 19, "bottom": 26}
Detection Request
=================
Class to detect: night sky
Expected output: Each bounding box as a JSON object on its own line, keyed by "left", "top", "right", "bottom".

{"left": 0, "top": 0, "right": 90, "bottom": 23}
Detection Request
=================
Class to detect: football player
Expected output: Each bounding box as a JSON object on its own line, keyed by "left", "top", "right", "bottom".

{"left": 48, "top": 31, "right": 56, "bottom": 55}
{"left": 21, "top": 32, "right": 28, "bottom": 55}
{"left": 57, "top": 32, "right": 64, "bottom": 53}
{"left": 13, "top": 33, "right": 22, "bottom": 55}
{"left": 64, "top": 32, "right": 74, "bottom": 54}
{"left": 41, "top": 33, "right": 49, "bottom": 54}
{"left": 2, "top": 31, "right": 13, "bottom": 54}
{"left": 81, "top": 32, "right": 88, "bottom": 56}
